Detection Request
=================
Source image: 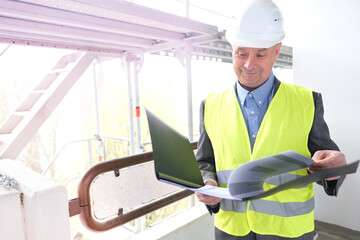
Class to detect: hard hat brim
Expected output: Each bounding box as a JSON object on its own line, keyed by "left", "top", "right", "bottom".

{"left": 226, "top": 31, "right": 285, "bottom": 49}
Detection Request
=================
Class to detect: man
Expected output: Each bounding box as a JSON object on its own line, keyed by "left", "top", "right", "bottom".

{"left": 195, "top": 0, "right": 346, "bottom": 239}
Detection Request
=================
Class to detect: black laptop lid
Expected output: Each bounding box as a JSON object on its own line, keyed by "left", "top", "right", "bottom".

{"left": 146, "top": 109, "right": 204, "bottom": 188}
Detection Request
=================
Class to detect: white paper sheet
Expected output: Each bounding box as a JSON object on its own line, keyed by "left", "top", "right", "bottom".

{"left": 169, "top": 151, "right": 359, "bottom": 201}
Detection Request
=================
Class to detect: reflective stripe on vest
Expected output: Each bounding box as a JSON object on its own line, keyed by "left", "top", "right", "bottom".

{"left": 221, "top": 196, "right": 314, "bottom": 217}
{"left": 205, "top": 82, "right": 315, "bottom": 238}
{"left": 221, "top": 199, "right": 248, "bottom": 213}
{"left": 249, "top": 197, "right": 315, "bottom": 217}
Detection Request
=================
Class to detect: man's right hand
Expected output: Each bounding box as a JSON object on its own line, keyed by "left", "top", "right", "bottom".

{"left": 195, "top": 179, "right": 222, "bottom": 205}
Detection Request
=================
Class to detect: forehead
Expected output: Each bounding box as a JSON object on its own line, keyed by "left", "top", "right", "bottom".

{"left": 233, "top": 46, "right": 267, "bottom": 52}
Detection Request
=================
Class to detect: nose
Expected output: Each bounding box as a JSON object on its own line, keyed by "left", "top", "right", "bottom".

{"left": 243, "top": 55, "right": 256, "bottom": 70}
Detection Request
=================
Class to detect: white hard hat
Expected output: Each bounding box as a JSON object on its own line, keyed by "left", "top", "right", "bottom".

{"left": 226, "top": 0, "right": 285, "bottom": 48}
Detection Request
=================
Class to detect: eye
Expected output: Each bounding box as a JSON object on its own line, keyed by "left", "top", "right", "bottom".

{"left": 257, "top": 53, "right": 266, "bottom": 58}
{"left": 237, "top": 51, "right": 247, "bottom": 57}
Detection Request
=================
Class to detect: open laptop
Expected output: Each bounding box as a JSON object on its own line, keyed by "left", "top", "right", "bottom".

{"left": 146, "top": 109, "right": 204, "bottom": 189}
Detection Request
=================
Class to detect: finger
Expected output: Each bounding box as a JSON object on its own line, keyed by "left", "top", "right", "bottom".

{"left": 312, "top": 150, "right": 330, "bottom": 161}
{"left": 195, "top": 192, "right": 204, "bottom": 201}
{"left": 203, "top": 196, "right": 221, "bottom": 205}
{"left": 312, "top": 151, "right": 323, "bottom": 161}
{"left": 196, "top": 192, "right": 221, "bottom": 205}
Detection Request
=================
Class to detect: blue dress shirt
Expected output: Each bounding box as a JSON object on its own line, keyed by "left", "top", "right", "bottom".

{"left": 236, "top": 72, "right": 275, "bottom": 150}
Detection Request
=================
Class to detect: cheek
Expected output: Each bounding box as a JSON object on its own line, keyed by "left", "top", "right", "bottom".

{"left": 232, "top": 58, "right": 244, "bottom": 69}
{"left": 260, "top": 62, "right": 274, "bottom": 74}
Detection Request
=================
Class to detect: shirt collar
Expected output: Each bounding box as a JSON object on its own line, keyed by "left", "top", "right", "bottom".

{"left": 236, "top": 72, "right": 275, "bottom": 108}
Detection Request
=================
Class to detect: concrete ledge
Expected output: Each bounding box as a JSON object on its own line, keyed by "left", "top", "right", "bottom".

{"left": 0, "top": 188, "right": 25, "bottom": 240}
{"left": 0, "top": 159, "right": 70, "bottom": 240}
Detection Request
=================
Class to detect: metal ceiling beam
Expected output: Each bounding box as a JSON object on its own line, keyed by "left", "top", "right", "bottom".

{"left": 0, "top": 17, "right": 157, "bottom": 48}
{"left": 0, "top": 0, "right": 186, "bottom": 42}
{"left": 0, "top": 0, "right": 221, "bottom": 54}
{"left": 0, "top": 35, "right": 134, "bottom": 55}
{"left": 31, "top": 0, "right": 219, "bottom": 35}
{"left": 142, "top": 33, "right": 225, "bottom": 55}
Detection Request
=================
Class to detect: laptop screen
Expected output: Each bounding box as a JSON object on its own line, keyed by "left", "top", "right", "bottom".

{"left": 146, "top": 109, "right": 204, "bottom": 189}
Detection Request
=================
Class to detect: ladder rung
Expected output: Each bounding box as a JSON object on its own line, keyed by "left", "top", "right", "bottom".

{"left": 34, "top": 67, "right": 71, "bottom": 90}
{"left": 16, "top": 92, "right": 44, "bottom": 112}
{"left": 0, "top": 114, "right": 24, "bottom": 134}
{"left": 51, "top": 52, "right": 82, "bottom": 70}
{"left": 35, "top": 74, "right": 58, "bottom": 90}
{"left": 60, "top": 52, "right": 83, "bottom": 64}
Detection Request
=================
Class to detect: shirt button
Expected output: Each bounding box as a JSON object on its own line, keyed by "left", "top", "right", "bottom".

{"left": 252, "top": 134, "right": 256, "bottom": 138}
{"left": 249, "top": 93, "right": 253, "bottom": 97}
{"left": 250, "top": 110, "right": 255, "bottom": 114}
{"left": 259, "top": 101, "right": 262, "bottom": 104}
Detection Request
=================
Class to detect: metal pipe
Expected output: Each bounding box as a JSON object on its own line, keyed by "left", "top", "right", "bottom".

{"left": 87, "top": 140, "right": 92, "bottom": 167}
{"left": 185, "top": 44, "right": 193, "bottom": 142}
{"left": 185, "top": 0, "right": 190, "bottom": 18}
{"left": 99, "top": 134, "right": 130, "bottom": 142}
{"left": 92, "top": 61, "right": 103, "bottom": 162}
{"left": 126, "top": 56, "right": 136, "bottom": 154}
{"left": 132, "top": 57, "right": 146, "bottom": 232}
{"left": 133, "top": 57, "right": 142, "bottom": 153}
{"left": 185, "top": 44, "right": 195, "bottom": 207}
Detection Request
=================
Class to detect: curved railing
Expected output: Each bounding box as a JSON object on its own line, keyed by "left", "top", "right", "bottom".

{"left": 71, "top": 141, "right": 198, "bottom": 232}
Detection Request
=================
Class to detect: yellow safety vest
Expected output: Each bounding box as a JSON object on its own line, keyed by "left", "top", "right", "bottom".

{"left": 204, "top": 82, "right": 315, "bottom": 238}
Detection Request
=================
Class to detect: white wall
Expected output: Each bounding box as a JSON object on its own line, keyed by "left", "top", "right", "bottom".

{"left": 277, "top": 0, "right": 360, "bottom": 231}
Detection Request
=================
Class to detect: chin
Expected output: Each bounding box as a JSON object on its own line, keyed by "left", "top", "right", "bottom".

{"left": 242, "top": 76, "right": 260, "bottom": 84}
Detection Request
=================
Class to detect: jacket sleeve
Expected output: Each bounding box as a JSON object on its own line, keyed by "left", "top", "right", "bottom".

{"left": 196, "top": 100, "right": 220, "bottom": 214}
{"left": 308, "top": 92, "right": 345, "bottom": 196}
{"left": 196, "top": 100, "right": 217, "bottom": 181}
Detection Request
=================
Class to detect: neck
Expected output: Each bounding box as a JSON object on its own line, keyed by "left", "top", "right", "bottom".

{"left": 239, "top": 83, "right": 259, "bottom": 92}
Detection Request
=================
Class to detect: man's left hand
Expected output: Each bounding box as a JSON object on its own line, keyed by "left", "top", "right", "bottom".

{"left": 308, "top": 150, "right": 346, "bottom": 180}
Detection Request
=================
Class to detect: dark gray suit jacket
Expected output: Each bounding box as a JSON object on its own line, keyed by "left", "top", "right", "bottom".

{"left": 196, "top": 78, "right": 344, "bottom": 213}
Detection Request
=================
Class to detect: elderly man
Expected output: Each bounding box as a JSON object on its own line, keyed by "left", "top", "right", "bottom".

{"left": 195, "top": 0, "right": 346, "bottom": 239}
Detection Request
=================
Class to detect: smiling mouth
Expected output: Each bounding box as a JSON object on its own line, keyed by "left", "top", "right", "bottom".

{"left": 241, "top": 68, "right": 260, "bottom": 75}
{"left": 243, "top": 71, "right": 259, "bottom": 76}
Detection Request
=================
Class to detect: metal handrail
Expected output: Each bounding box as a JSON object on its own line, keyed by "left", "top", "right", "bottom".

{"left": 100, "top": 134, "right": 131, "bottom": 157}
{"left": 42, "top": 137, "right": 97, "bottom": 175}
{"left": 73, "top": 141, "right": 198, "bottom": 232}
{"left": 42, "top": 135, "right": 131, "bottom": 175}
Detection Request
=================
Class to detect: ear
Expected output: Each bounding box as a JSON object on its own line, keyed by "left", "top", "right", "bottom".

{"left": 272, "top": 42, "right": 282, "bottom": 62}
{"left": 275, "top": 42, "right": 282, "bottom": 56}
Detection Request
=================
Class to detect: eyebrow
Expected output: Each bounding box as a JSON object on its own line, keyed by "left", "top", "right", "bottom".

{"left": 257, "top": 48, "right": 267, "bottom": 52}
